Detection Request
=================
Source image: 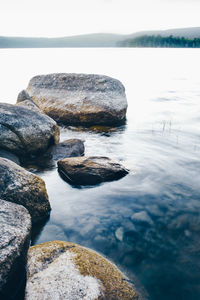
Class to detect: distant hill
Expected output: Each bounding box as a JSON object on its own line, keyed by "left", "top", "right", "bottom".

{"left": 1, "top": 27, "right": 200, "bottom": 48}
{"left": 0, "top": 33, "right": 125, "bottom": 48}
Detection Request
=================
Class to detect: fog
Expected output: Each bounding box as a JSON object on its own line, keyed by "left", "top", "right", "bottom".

{"left": 0, "top": 0, "right": 200, "bottom": 37}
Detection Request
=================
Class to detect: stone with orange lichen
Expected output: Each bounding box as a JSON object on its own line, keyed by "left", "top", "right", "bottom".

{"left": 25, "top": 241, "right": 138, "bottom": 300}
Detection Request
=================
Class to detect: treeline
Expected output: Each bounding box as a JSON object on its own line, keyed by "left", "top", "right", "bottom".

{"left": 120, "top": 35, "right": 200, "bottom": 48}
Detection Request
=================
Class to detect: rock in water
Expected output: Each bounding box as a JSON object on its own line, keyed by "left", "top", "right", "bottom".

{"left": 0, "top": 199, "right": 31, "bottom": 298}
{"left": 0, "top": 103, "right": 59, "bottom": 157}
{"left": 50, "top": 139, "right": 85, "bottom": 160}
{"left": 23, "top": 73, "right": 127, "bottom": 126}
{"left": 25, "top": 241, "right": 138, "bottom": 300}
{"left": 57, "top": 156, "right": 129, "bottom": 185}
{"left": 0, "top": 157, "right": 51, "bottom": 222}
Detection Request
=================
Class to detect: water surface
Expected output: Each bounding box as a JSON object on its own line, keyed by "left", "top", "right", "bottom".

{"left": 1, "top": 48, "right": 200, "bottom": 300}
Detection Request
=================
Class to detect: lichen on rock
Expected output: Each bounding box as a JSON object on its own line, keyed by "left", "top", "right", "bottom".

{"left": 25, "top": 241, "right": 138, "bottom": 300}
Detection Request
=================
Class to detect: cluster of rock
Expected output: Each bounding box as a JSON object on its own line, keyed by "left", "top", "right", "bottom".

{"left": 0, "top": 73, "right": 139, "bottom": 299}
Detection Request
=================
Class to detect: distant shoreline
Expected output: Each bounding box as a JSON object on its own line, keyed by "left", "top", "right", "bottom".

{"left": 1, "top": 27, "right": 200, "bottom": 48}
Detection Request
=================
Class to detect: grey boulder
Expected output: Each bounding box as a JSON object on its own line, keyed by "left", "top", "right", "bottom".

{"left": 0, "top": 103, "right": 59, "bottom": 157}
{"left": 57, "top": 156, "right": 129, "bottom": 185}
{"left": 21, "top": 73, "right": 128, "bottom": 126}
{"left": 0, "top": 199, "right": 31, "bottom": 298}
{"left": 0, "top": 157, "right": 51, "bottom": 222}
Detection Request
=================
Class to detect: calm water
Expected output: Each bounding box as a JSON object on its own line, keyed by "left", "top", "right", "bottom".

{"left": 1, "top": 48, "right": 200, "bottom": 300}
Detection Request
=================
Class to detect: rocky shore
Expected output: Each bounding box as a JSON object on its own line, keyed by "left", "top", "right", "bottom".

{"left": 0, "top": 73, "right": 140, "bottom": 299}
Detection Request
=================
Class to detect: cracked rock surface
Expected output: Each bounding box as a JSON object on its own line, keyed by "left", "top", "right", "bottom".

{"left": 25, "top": 240, "right": 138, "bottom": 300}
{"left": 0, "top": 103, "right": 59, "bottom": 157}
{"left": 0, "top": 157, "right": 51, "bottom": 222}
{"left": 21, "top": 73, "right": 128, "bottom": 126}
{"left": 0, "top": 199, "right": 31, "bottom": 298}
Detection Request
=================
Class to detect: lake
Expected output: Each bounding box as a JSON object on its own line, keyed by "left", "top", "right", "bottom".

{"left": 1, "top": 48, "right": 200, "bottom": 300}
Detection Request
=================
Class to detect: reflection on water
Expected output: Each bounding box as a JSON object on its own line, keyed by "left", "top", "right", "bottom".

{"left": 1, "top": 48, "right": 200, "bottom": 300}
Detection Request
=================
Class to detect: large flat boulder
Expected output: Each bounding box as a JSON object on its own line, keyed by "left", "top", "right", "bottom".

{"left": 21, "top": 73, "right": 128, "bottom": 126}
{"left": 0, "top": 157, "right": 51, "bottom": 222}
{"left": 0, "top": 103, "right": 59, "bottom": 157}
{"left": 0, "top": 199, "right": 31, "bottom": 299}
{"left": 57, "top": 156, "right": 129, "bottom": 185}
{"left": 25, "top": 241, "right": 138, "bottom": 300}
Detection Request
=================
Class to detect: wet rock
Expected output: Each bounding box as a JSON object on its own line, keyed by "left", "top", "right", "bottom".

{"left": 0, "top": 157, "right": 51, "bottom": 222}
{"left": 23, "top": 73, "right": 128, "bottom": 126}
{"left": 50, "top": 139, "right": 85, "bottom": 160}
{"left": 57, "top": 156, "right": 129, "bottom": 185}
{"left": 0, "top": 103, "right": 59, "bottom": 157}
{"left": 0, "top": 199, "right": 31, "bottom": 298}
{"left": 25, "top": 241, "right": 138, "bottom": 300}
{"left": 131, "top": 211, "right": 153, "bottom": 226}
{"left": 0, "top": 148, "right": 20, "bottom": 165}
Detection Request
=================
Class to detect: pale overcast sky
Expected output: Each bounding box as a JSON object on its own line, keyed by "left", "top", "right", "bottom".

{"left": 0, "top": 0, "right": 200, "bottom": 37}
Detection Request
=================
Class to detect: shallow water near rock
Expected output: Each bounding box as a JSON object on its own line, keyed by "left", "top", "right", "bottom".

{"left": 1, "top": 48, "right": 200, "bottom": 300}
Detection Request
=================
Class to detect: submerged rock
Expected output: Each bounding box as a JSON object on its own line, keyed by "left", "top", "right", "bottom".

{"left": 0, "top": 103, "right": 59, "bottom": 157}
{"left": 0, "top": 157, "right": 51, "bottom": 222}
{"left": 0, "top": 199, "right": 31, "bottom": 298}
{"left": 50, "top": 139, "right": 85, "bottom": 160}
{"left": 57, "top": 156, "right": 129, "bottom": 185}
{"left": 23, "top": 73, "right": 127, "bottom": 126}
{"left": 131, "top": 211, "right": 153, "bottom": 226}
{"left": 25, "top": 240, "right": 138, "bottom": 300}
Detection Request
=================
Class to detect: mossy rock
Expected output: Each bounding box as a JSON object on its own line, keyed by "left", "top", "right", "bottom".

{"left": 25, "top": 240, "right": 138, "bottom": 300}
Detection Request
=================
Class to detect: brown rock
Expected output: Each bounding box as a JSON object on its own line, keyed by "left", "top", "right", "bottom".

{"left": 57, "top": 156, "right": 129, "bottom": 185}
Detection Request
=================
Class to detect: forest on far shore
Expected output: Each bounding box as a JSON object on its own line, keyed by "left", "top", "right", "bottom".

{"left": 120, "top": 35, "right": 200, "bottom": 48}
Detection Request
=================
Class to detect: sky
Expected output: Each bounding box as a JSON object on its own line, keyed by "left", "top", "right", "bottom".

{"left": 0, "top": 0, "right": 200, "bottom": 37}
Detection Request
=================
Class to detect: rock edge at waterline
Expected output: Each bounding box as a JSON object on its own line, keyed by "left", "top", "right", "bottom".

{"left": 0, "top": 157, "right": 51, "bottom": 222}
{"left": 25, "top": 240, "right": 138, "bottom": 300}
{"left": 57, "top": 156, "right": 129, "bottom": 185}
